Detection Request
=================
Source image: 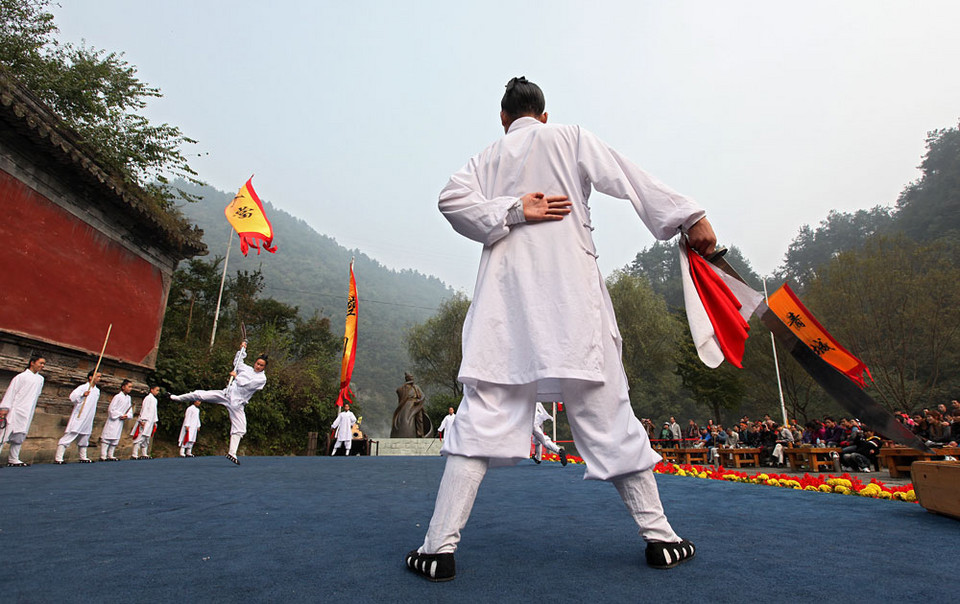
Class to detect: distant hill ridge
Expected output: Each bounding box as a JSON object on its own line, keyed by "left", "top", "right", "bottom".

{"left": 174, "top": 180, "right": 454, "bottom": 436}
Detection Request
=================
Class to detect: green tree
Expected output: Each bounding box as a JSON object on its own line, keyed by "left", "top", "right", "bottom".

{"left": 805, "top": 234, "right": 960, "bottom": 413}
{"left": 776, "top": 207, "right": 895, "bottom": 291}
{"left": 675, "top": 328, "right": 745, "bottom": 424}
{"left": 606, "top": 270, "right": 685, "bottom": 419}
{"left": 895, "top": 122, "right": 960, "bottom": 242}
{"left": 405, "top": 292, "right": 470, "bottom": 399}
{"left": 0, "top": 0, "right": 202, "bottom": 206}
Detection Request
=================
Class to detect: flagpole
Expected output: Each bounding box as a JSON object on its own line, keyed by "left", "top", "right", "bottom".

{"left": 552, "top": 402, "right": 557, "bottom": 443}
{"left": 764, "top": 279, "right": 788, "bottom": 427}
{"left": 210, "top": 228, "right": 233, "bottom": 350}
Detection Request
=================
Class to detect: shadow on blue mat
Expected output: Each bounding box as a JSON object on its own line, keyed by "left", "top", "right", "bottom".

{"left": 1, "top": 456, "right": 955, "bottom": 602}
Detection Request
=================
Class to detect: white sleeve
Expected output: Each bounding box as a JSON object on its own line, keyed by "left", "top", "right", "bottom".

{"left": 439, "top": 155, "right": 521, "bottom": 246}
{"left": 0, "top": 374, "right": 22, "bottom": 409}
{"left": 576, "top": 128, "right": 705, "bottom": 240}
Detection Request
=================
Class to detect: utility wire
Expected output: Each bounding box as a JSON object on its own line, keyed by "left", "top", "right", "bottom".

{"left": 263, "top": 284, "right": 445, "bottom": 312}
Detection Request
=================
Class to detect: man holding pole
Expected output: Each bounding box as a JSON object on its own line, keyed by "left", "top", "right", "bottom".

{"left": 406, "top": 76, "right": 712, "bottom": 581}
{"left": 169, "top": 341, "right": 267, "bottom": 465}
{"left": 0, "top": 353, "right": 46, "bottom": 467}
{"left": 55, "top": 370, "right": 102, "bottom": 464}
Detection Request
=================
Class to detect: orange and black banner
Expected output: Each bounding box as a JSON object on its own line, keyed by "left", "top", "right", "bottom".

{"left": 766, "top": 284, "right": 870, "bottom": 387}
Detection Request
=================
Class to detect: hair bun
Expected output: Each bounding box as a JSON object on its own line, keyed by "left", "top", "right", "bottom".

{"left": 505, "top": 76, "right": 528, "bottom": 90}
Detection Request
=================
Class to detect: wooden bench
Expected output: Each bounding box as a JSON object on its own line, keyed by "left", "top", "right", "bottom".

{"left": 878, "top": 447, "right": 960, "bottom": 479}
{"left": 718, "top": 447, "right": 762, "bottom": 469}
{"left": 784, "top": 447, "right": 840, "bottom": 472}
{"left": 653, "top": 446, "right": 680, "bottom": 463}
{"left": 676, "top": 447, "right": 710, "bottom": 465}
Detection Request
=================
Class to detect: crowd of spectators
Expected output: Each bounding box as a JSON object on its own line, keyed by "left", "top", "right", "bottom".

{"left": 640, "top": 399, "right": 960, "bottom": 473}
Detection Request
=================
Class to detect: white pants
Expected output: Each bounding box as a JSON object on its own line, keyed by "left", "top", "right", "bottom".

{"left": 532, "top": 425, "right": 561, "bottom": 460}
{"left": 420, "top": 455, "right": 679, "bottom": 554}
{"left": 58, "top": 432, "right": 91, "bottom": 448}
{"left": 332, "top": 439, "right": 352, "bottom": 455}
{"left": 178, "top": 390, "right": 247, "bottom": 435}
{"left": 772, "top": 443, "right": 785, "bottom": 464}
{"left": 423, "top": 312, "right": 677, "bottom": 553}
{"left": 3, "top": 432, "right": 26, "bottom": 463}
{"left": 55, "top": 432, "right": 91, "bottom": 461}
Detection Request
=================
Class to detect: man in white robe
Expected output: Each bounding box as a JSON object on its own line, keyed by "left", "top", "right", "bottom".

{"left": 437, "top": 407, "right": 456, "bottom": 440}
{"left": 531, "top": 402, "right": 566, "bottom": 466}
{"left": 178, "top": 400, "right": 201, "bottom": 457}
{"left": 0, "top": 354, "right": 46, "bottom": 467}
{"left": 330, "top": 404, "right": 357, "bottom": 455}
{"left": 55, "top": 370, "right": 102, "bottom": 463}
{"left": 99, "top": 379, "right": 133, "bottom": 461}
{"left": 170, "top": 342, "right": 267, "bottom": 464}
{"left": 131, "top": 385, "right": 160, "bottom": 459}
{"left": 406, "top": 77, "right": 712, "bottom": 581}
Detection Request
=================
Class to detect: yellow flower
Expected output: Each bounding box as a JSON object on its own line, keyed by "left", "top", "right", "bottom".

{"left": 805, "top": 485, "right": 819, "bottom": 491}
{"left": 819, "top": 485, "right": 833, "bottom": 492}
{"left": 905, "top": 490, "right": 917, "bottom": 502}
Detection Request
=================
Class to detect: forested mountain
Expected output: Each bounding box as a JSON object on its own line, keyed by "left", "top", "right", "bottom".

{"left": 172, "top": 180, "right": 454, "bottom": 436}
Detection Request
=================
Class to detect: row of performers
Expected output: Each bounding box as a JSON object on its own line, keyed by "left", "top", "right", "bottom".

{"left": 0, "top": 342, "right": 268, "bottom": 466}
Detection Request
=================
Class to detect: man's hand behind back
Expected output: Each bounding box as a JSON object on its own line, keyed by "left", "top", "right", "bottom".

{"left": 522, "top": 192, "right": 571, "bottom": 222}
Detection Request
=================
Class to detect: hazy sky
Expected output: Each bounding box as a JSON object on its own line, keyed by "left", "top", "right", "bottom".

{"left": 52, "top": 1, "right": 960, "bottom": 293}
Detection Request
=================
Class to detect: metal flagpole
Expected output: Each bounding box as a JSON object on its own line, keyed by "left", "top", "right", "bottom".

{"left": 209, "top": 228, "right": 233, "bottom": 349}
{"left": 764, "top": 279, "right": 789, "bottom": 427}
{"left": 552, "top": 402, "right": 557, "bottom": 443}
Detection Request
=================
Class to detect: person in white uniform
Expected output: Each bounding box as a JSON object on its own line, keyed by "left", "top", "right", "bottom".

{"left": 330, "top": 403, "right": 357, "bottom": 455}
{"left": 55, "top": 370, "right": 102, "bottom": 464}
{"left": 531, "top": 402, "right": 566, "bottom": 466}
{"left": 406, "top": 77, "right": 713, "bottom": 581}
{"left": 131, "top": 385, "right": 160, "bottom": 459}
{"left": 0, "top": 354, "right": 46, "bottom": 467}
{"left": 437, "top": 407, "right": 456, "bottom": 440}
{"left": 178, "top": 400, "right": 201, "bottom": 457}
{"left": 99, "top": 379, "right": 133, "bottom": 461}
{"left": 170, "top": 342, "right": 267, "bottom": 465}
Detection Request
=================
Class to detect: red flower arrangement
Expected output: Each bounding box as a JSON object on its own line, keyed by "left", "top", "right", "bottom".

{"left": 536, "top": 455, "right": 916, "bottom": 502}
{"left": 651, "top": 461, "right": 917, "bottom": 503}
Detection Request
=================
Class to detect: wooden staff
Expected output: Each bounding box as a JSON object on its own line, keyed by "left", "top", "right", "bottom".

{"left": 77, "top": 324, "right": 112, "bottom": 418}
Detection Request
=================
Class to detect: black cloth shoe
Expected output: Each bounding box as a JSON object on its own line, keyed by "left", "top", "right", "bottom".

{"left": 7, "top": 461, "right": 29, "bottom": 467}
{"left": 226, "top": 454, "right": 240, "bottom": 465}
{"left": 559, "top": 448, "right": 568, "bottom": 467}
{"left": 532, "top": 454, "right": 541, "bottom": 464}
{"left": 405, "top": 550, "right": 455, "bottom": 582}
{"left": 78, "top": 458, "right": 94, "bottom": 463}
{"left": 646, "top": 539, "right": 696, "bottom": 569}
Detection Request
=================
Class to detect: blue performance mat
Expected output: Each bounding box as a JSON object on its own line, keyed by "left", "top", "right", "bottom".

{"left": 1, "top": 456, "right": 956, "bottom": 602}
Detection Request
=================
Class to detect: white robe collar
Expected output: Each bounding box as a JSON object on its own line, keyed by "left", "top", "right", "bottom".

{"left": 507, "top": 116, "right": 542, "bottom": 134}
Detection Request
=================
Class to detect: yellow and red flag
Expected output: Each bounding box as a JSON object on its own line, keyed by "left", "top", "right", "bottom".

{"left": 766, "top": 284, "right": 871, "bottom": 387}
{"left": 225, "top": 177, "right": 277, "bottom": 256}
{"left": 336, "top": 260, "right": 358, "bottom": 406}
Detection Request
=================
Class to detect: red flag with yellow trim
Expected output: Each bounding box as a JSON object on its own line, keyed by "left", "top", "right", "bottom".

{"left": 336, "top": 261, "right": 358, "bottom": 406}
{"left": 766, "top": 284, "right": 871, "bottom": 387}
{"left": 225, "top": 177, "right": 277, "bottom": 256}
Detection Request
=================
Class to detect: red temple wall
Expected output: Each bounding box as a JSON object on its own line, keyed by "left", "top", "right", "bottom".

{"left": 0, "top": 168, "right": 165, "bottom": 366}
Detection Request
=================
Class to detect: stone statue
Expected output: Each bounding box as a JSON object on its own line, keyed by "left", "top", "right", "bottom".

{"left": 391, "top": 372, "right": 433, "bottom": 438}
